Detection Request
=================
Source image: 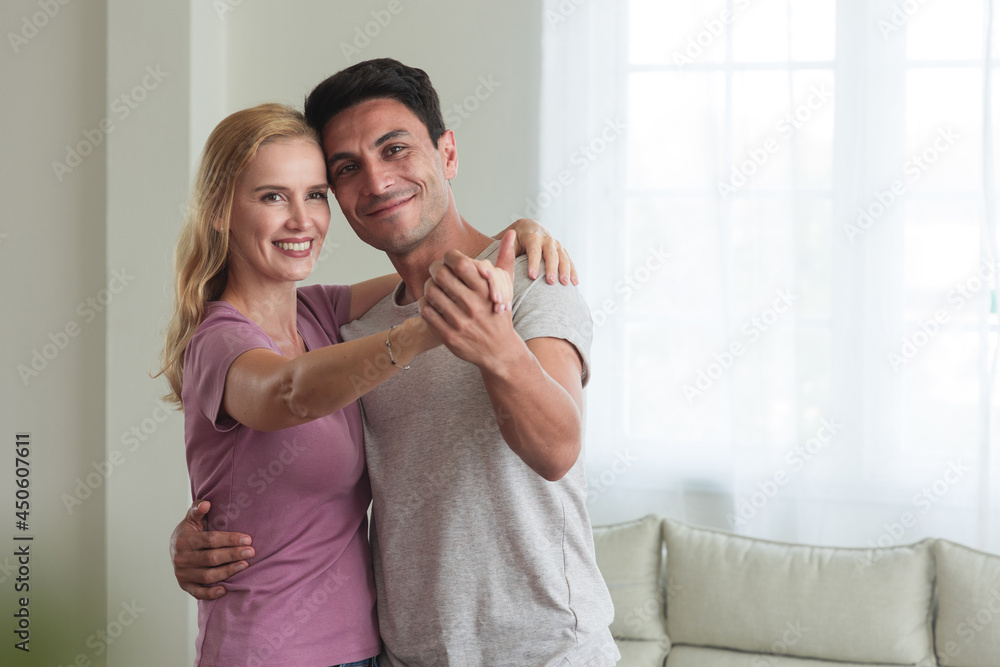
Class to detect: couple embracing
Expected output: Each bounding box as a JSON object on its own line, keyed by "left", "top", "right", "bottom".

{"left": 161, "top": 58, "right": 618, "bottom": 667}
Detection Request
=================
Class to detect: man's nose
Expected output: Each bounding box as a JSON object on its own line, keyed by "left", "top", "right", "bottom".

{"left": 362, "top": 160, "right": 394, "bottom": 195}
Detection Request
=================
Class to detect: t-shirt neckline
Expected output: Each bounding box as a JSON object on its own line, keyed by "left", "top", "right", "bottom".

{"left": 389, "top": 239, "right": 502, "bottom": 311}
{"left": 207, "top": 298, "right": 310, "bottom": 356}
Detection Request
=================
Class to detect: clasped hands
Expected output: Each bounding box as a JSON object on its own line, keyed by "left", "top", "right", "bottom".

{"left": 418, "top": 230, "right": 519, "bottom": 370}
{"left": 169, "top": 228, "right": 575, "bottom": 600}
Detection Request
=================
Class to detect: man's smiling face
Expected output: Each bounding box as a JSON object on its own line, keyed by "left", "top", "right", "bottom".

{"left": 322, "top": 97, "right": 457, "bottom": 255}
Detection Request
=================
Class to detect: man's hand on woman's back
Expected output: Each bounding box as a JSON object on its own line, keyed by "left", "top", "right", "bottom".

{"left": 170, "top": 500, "right": 255, "bottom": 600}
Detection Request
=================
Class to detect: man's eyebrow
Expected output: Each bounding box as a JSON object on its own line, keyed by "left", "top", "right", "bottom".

{"left": 326, "top": 152, "right": 351, "bottom": 168}
{"left": 374, "top": 129, "right": 411, "bottom": 147}
{"left": 326, "top": 129, "right": 413, "bottom": 167}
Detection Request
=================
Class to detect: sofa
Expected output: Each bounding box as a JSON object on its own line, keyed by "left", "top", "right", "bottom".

{"left": 591, "top": 516, "right": 1000, "bottom": 667}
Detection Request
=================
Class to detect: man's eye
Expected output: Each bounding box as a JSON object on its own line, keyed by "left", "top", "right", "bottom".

{"left": 337, "top": 164, "right": 357, "bottom": 176}
{"left": 387, "top": 145, "right": 404, "bottom": 155}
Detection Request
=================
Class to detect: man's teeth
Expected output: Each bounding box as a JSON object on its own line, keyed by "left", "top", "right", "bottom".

{"left": 274, "top": 241, "right": 310, "bottom": 251}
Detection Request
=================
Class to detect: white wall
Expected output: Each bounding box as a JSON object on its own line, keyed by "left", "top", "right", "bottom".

{"left": 0, "top": 1, "right": 108, "bottom": 665}
{"left": 1, "top": 2, "right": 543, "bottom": 666}
{"left": 104, "top": 2, "right": 230, "bottom": 665}
{"left": 225, "top": 0, "right": 543, "bottom": 288}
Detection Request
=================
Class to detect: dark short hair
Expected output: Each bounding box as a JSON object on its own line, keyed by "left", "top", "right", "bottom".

{"left": 304, "top": 58, "right": 446, "bottom": 147}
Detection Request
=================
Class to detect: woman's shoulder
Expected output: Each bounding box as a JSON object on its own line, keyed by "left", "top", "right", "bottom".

{"left": 295, "top": 284, "right": 352, "bottom": 333}
{"left": 201, "top": 299, "right": 245, "bottom": 322}
{"left": 188, "top": 301, "right": 273, "bottom": 356}
{"left": 296, "top": 283, "right": 351, "bottom": 304}
{"left": 190, "top": 301, "right": 254, "bottom": 336}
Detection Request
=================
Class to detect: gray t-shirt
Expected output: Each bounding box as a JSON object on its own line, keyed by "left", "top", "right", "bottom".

{"left": 341, "top": 241, "right": 618, "bottom": 667}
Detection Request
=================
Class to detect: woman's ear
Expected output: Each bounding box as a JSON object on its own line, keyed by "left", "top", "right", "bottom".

{"left": 212, "top": 218, "right": 224, "bottom": 233}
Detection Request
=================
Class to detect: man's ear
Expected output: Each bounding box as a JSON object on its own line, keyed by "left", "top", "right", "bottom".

{"left": 438, "top": 129, "right": 458, "bottom": 180}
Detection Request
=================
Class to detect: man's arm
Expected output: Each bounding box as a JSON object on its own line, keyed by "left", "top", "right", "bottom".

{"left": 419, "top": 234, "right": 584, "bottom": 481}
{"left": 481, "top": 336, "right": 583, "bottom": 481}
{"left": 348, "top": 219, "right": 574, "bottom": 322}
{"left": 170, "top": 500, "right": 254, "bottom": 600}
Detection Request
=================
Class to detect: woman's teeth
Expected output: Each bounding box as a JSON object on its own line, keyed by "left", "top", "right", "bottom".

{"left": 274, "top": 241, "right": 310, "bottom": 251}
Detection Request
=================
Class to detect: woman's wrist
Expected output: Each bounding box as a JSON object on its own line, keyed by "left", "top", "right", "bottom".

{"left": 388, "top": 316, "right": 438, "bottom": 366}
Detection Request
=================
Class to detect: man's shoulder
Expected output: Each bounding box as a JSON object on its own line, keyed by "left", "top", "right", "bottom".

{"left": 510, "top": 254, "right": 540, "bottom": 297}
{"left": 509, "top": 255, "right": 589, "bottom": 317}
{"left": 340, "top": 288, "right": 406, "bottom": 341}
{"left": 477, "top": 239, "right": 581, "bottom": 302}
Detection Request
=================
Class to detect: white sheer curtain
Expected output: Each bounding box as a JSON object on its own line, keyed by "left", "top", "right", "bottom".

{"left": 540, "top": 0, "right": 1000, "bottom": 552}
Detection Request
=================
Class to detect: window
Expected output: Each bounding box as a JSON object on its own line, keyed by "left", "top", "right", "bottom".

{"left": 542, "top": 0, "right": 999, "bottom": 550}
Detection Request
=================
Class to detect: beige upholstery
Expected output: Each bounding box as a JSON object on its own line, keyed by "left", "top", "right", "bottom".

{"left": 616, "top": 638, "right": 670, "bottom": 667}
{"left": 933, "top": 539, "right": 1000, "bottom": 667}
{"left": 589, "top": 516, "right": 998, "bottom": 667}
{"left": 592, "top": 514, "right": 669, "bottom": 643}
{"left": 664, "top": 645, "right": 923, "bottom": 667}
{"left": 662, "top": 520, "right": 935, "bottom": 665}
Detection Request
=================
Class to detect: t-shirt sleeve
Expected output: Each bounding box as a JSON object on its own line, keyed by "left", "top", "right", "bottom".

{"left": 184, "top": 309, "right": 275, "bottom": 431}
{"left": 510, "top": 255, "right": 595, "bottom": 386}
{"left": 296, "top": 283, "right": 353, "bottom": 344}
{"left": 327, "top": 284, "right": 352, "bottom": 333}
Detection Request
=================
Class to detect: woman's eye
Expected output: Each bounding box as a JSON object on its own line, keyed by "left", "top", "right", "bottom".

{"left": 262, "top": 193, "right": 282, "bottom": 202}
{"left": 308, "top": 191, "right": 329, "bottom": 200}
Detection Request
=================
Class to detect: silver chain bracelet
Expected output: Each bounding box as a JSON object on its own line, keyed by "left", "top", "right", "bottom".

{"left": 386, "top": 325, "right": 410, "bottom": 370}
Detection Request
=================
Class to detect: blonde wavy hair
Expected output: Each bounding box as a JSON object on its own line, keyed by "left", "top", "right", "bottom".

{"left": 157, "top": 103, "right": 321, "bottom": 406}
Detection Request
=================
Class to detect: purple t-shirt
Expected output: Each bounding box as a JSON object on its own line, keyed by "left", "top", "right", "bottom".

{"left": 182, "top": 284, "right": 378, "bottom": 667}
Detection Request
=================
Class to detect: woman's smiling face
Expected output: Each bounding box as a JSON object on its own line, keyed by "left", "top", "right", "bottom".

{"left": 226, "top": 138, "right": 332, "bottom": 286}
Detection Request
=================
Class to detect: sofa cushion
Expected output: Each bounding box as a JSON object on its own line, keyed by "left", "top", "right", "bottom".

{"left": 665, "top": 645, "right": 917, "bottom": 667}
{"left": 615, "top": 639, "right": 670, "bottom": 667}
{"left": 663, "top": 519, "right": 935, "bottom": 664}
{"left": 592, "top": 515, "right": 669, "bottom": 641}
{"left": 934, "top": 538, "right": 1000, "bottom": 667}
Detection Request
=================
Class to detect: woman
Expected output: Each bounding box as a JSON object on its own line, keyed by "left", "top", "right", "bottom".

{"left": 158, "top": 103, "right": 574, "bottom": 667}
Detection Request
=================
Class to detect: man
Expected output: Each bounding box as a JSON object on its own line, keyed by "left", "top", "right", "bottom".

{"left": 172, "top": 59, "right": 618, "bottom": 666}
